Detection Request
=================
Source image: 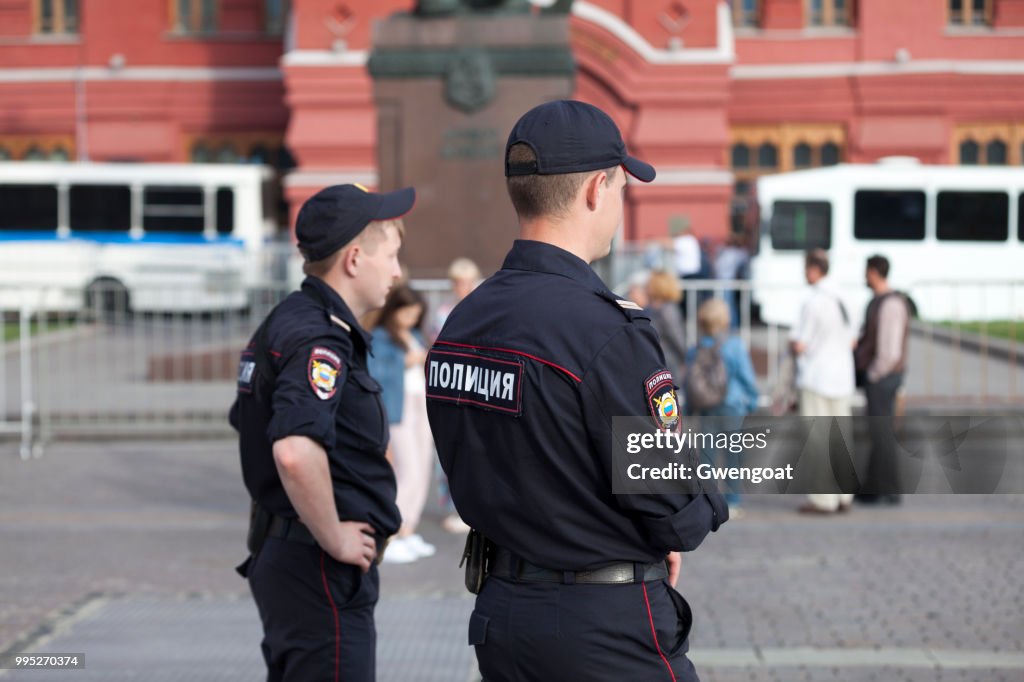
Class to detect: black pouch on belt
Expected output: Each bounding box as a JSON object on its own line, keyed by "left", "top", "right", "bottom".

{"left": 246, "top": 500, "right": 272, "bottom": 556}
{"left": 460, "top": 529, "right": 490, "bottom": 595}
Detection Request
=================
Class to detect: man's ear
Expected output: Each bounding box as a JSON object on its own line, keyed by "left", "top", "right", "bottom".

{"left": 585, "top": 171, "right": 608, "bottom": 211}
{"left": 340, "top": 244, "right": 360, "bottom": 278}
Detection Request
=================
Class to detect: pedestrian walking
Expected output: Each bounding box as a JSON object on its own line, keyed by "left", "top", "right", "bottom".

{"left": 714, "top": 232, "right": 750, "bottom": 329}
{"left": 855, "top": 254, "right": 910, "bottom": 505}
{"left": 647, "top": 269, "right": 687, "bottom": 376}
{"left": 684, "top": 297, "right": 759, "bottom": 516}
{"left": 789, "top": 249, "right": 856, "bottom": 515}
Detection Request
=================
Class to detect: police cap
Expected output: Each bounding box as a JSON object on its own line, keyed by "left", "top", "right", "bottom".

{"left": 504, "top": 100, "right": 656, "bottom": 183}
{"left": 296, "top": 184, "right": 415, "bottom": 262}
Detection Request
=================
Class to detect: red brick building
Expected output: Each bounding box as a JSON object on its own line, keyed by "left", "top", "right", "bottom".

{"left": 3, "top": 0, "right": 1024, "bottom": 248}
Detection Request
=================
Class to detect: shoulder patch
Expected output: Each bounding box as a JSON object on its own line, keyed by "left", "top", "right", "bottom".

{"left": 616, "top": 299, "right": 643, "bottom": 311}
{"left": 645, "top": 369, "right": 680, "bottom": 431}
{"left": 309, "top": 346, "right": 343, "bottom": 400}
{"left": 426, "top": 348, "right": 524, "bottom": 416}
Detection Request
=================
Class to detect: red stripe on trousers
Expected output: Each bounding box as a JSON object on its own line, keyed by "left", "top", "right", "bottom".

{"left": 642, "top": 582, "right": 678, "bottom": 682}
{"left": 320, "top": 551, "right": 341, "bottom": 682}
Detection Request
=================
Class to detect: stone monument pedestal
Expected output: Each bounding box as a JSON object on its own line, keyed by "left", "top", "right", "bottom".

{"left": 369, "top": 11, "right": 574, "bottom": 277}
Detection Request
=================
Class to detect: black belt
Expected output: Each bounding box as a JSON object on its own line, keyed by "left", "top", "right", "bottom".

{"left": 267, "top": 515, "right": 317, "bottom": 546}
{"left": 265, "top": 513, "right": 387, "bottom": 559}
{"left": 489, "top": 547, "right": 668, "bottom": 585}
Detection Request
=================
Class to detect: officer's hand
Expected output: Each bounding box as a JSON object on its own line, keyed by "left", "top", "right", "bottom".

{"left": 331, "top": 521, "right": 378, "bottom": 572}
{"left": 666, "top": 551, "right": 682, "bottom": 588}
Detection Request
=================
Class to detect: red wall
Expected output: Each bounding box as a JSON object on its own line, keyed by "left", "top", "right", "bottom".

{"left": 0, "top": 0, "right": 288, "bottom": 162}
{"left": 5, "top": 0, "right": 1024, "bottom": 247}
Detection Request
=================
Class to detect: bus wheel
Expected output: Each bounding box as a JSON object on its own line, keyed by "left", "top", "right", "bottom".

{"left": 84, "top": 278, "right": 131, "bottom": 322}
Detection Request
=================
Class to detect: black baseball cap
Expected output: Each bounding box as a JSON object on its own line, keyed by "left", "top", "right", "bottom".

{"left": 295, "top": 184, "right": 415, "bottom": 261}
{"left": 505, "top": 100, "right": 656, "bottom": 183}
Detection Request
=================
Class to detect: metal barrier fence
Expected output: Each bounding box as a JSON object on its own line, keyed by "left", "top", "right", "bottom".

{"left": 2, "top": 283, "right": 288, "bottom": 458}
{"left": 2, "top": 277, "right": 1022, "bottom": 458}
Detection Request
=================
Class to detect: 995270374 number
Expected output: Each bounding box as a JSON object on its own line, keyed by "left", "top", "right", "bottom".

{"left": 0, "top": 653, "right": 85, "bottom": 669}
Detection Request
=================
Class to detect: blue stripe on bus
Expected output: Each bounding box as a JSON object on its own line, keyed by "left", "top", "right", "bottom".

{"left": 0, "top": 231, "right": 245, "bottom": 245}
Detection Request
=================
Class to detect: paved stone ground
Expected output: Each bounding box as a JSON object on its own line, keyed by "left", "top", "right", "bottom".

{"left": 0, "top": 439, "right": 1021, "bottom": 681}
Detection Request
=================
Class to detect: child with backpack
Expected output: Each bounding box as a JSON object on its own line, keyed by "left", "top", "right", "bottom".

{"left": 683, "top": 298, "right": 759, "bottom": 515}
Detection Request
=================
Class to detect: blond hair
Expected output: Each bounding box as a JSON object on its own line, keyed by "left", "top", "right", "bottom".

{"left": 697, "top": 298, "right": 730, "bottom": 336}
{"left": 447, "top": 257, "right": 481, "bottom": 281}
{"left": 646, "top": 270, "right": 681, "bottom": 304}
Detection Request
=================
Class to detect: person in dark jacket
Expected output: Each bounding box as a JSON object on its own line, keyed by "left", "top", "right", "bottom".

{"left": 426, "top": 99, "right": 727, "bottom": 681}
{"left": 230, "top": 183, "right": 414, "bottom": 682}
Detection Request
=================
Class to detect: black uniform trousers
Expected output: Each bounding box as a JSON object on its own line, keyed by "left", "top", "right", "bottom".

{"left": 470, "top": 576, "right": 696, "bottom": 682}
{"left": 247, "top": 537, "right": 379, "bottom": 682}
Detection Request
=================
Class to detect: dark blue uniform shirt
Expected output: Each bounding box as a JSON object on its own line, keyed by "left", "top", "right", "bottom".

{"left": 426, "top": 240, "right": 727, "bottom": 570}
{"left": 230, "top": 276, "right": 401, "bottom": 537}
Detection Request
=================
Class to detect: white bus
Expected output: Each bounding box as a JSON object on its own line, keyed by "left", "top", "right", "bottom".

{"left": 750, "top": 159, "right": 1024, "bottom": 327}
{"left": 0, "top": 162, "right": 279, "bottom": 313}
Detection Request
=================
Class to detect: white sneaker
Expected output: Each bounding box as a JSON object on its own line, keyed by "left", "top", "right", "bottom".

{"left": 382, "top": 537, "right": 419, "bottom": 564}
{"left": 404, "top": 533, "right": 436, "bottom": 558}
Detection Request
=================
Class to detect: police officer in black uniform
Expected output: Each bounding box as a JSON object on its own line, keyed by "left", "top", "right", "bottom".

{"left": 230, "top": 183, "right": 414, "bottom": 682}
{"left": 425, "top": 100, "right": 728, "bottom": 681}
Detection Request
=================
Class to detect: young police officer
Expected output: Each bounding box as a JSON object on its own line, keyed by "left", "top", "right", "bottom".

{"left": 425, "top": 100, "right": 728, "bottom": 680}
{"left": 231, "top": 183, "right": 413, "bottom": 681}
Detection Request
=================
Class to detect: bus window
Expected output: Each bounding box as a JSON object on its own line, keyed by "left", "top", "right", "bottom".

{"left": 70, "top": 185, "right": 131, "bottom": 232}
{"left": 143, "top": 186, "right": 204, "bottom": 233}
{"left": 854, "top": 190, "right": 925, "bottom": 240}
{"left": 216, "top": 187, "right": 234, "bottom": 235}
{"left": 937, "top": 191, "right": 1008, "bottom": 242}
{"left": 0, "top": 184, "right": 58, "bottom": 231}
{"left": 770, "top": 201, "right": 831, "bottom": 250}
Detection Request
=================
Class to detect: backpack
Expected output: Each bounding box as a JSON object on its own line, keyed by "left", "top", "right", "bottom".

{"left": 684, "top": 339, "right": 729, "bottom": 411}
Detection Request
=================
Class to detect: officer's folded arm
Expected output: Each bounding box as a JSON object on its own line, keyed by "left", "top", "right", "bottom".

{"left": 272, "top": 435, "right": 378, "bottom": 572}
{"left": 621, "top": 492, "right": 727, "bottom": 554}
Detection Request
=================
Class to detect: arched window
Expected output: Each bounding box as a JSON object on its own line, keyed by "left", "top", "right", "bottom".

{"left": 37, "top": 0, "right": 79, "bottom": 34}
{"left": 807, "top": 0, "right": 852, "bottom": 27}
{"left": 959, "top": 140, "right": 979, "bottom": 165}
{"left": 248, "top": 144, "right": 270, "bottom": 165}
{"left": 265, "top": 0, "right": 289, "bottom": 34}
{"left": 758, "top": 143, "right": 778, "bottom": 169}
{"left": 174, "top": 0, "right": 218, "bottom": 33}
{"left": 794, "top": 143, "right": 813, "bottom": 168}
{"left": 191, "top": 143, "right": 211, "bottom": 163}
{"left": 201, "top": 0, "right": 216, "bottom": 31}
{"left": 24, "top": 146, "right": 46, "bottom": 160}
{"left": 0, "top": 147, "right": 11, "bottom": 161}
{"left": 986, "top": 140, "right": 1007, "bottom": 165}
{"left": 731, "top": 143, "right": 751, "bottom": 169}
{"left": 820, "top": 142, "right": 841, "bottom": 166}
{"left": 732, "top": 0, "right": 761, "bottom": 28}
{"left": 948, "top": 0, "right": 993, "bottom": 26}
{"left": 50, "top": 147, "right": 70, "bottom": 161}
{"left": 216, "top": 145, "right": 241, "bottom": 163}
